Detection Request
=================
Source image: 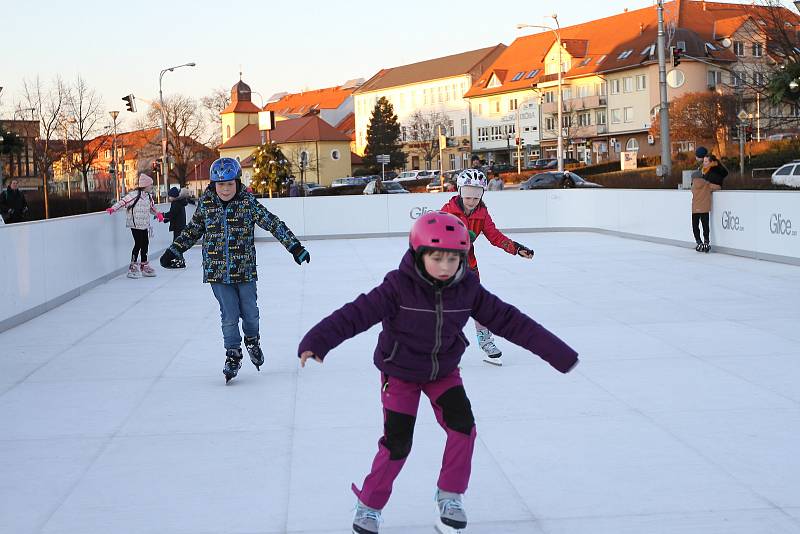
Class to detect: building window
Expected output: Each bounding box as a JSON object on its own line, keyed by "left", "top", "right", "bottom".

{"left": 624, "top": 107, "right": 634, "bottom": 123}
{"left": 752, "top": 42, "right": 763, "bottom": 57}
{"left": 597, "top": 82, "right": 607, "bottom": 96}
{"left": 490, "top": 126, "right": 504, "bottom": 140}
{"left": 626, "top": 138, "right": 639, "bottom": 151}
{"left": 331, "top": 149, "right": 340, "bottom": 161}
{"left": 636, "top": 74, "right": 647, "bottom": 91}
{"left": 511, "top": 71, "right": 525, "bottom": 81}
{"left": 526, "top": 69, "right": 540, "bottom": 79}
{"left": 226, "top": 125, "right": 231, "bottom": 139}
{"left": 448, "top": 120, "right": 454, "bottom": 137}
{"left": 617, "top": 49, "right": 633, "bottom": 59}
{"left": 562, "top": 87, "right": 572, "bottom": 100}
{"left": 462, "top": 153, "right": 470, "bottom": 168}
{"left": 731, "top": 71, "right": 745, "bottom": 86}
{"left": 509, "top": 98, "right": 518, "bottom": 111}
{"left": 477, "top": 127, "right": 489, "bottom": 142}
{"left": 611, "top": 109, "right": 621, "bottom": 124}
{"left": 544, "top": 91, "right": 555, "bottom": 104}
{"left": 596, "top": 110, "right": 607, "bottom": 125}
{"left": 477, "top": 103, "right": 483, "bottom": 115}
{"left": 754, "top": 72, "right": 765, "bottom": 85}
{"left": 708, "top": 70, "right": 721, "bottom": 87}
{"left": 610, "top": 79, "right": 620, "bottom": 94}
{"left": 492, "top": 99, "right": 501, "bottom": 113}
{"left": 461, "top": 118, "right": 468, "bottom": 136}
{"left": 577, "top": 85, "right": 590, "bottom": 98}
{"left": 561, "top": 115, "right": 572, "bottom": 128}
{"left": 545, "top": 117, "right": 556, "bottom": 130}
{"left": 734, "top": 41, "right": 745, "bottom": 56}
{"left": 449, "top": 153, "right": 456, "bottom": 170}
{"left": 401, "top": 126, "right": 407, "bottom": 141}
{"left": 623, "top": 77, "right": 634, "bottom": 93}
{"left": 578, "top": 112, "right": 591, "bottom": 127}
{"left": 677, "top": 40, "right": 687, "bottom": 52}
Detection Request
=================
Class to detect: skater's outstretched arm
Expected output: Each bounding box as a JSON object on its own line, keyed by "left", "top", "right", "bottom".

{"left": 171, "top": 205, "right": 206, "bottom": 253}
{"left": 472, "top": 286, "right": 578, "bottom": 373}
{"left": 482, "top": 211, "right": 532, "bottom": 258}
{"left": 298, "top": 277, "right": 398, "bottom": 362}
{"left": 249, "top": 196, "right": 303, "bottom": 251}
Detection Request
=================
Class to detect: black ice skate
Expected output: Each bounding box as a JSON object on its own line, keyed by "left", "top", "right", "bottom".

{"left": 223, "top": 348, "right": 243, "bottom": 384}
{"left": 703, "top": 242, "right": 711, "bottom": 253}
{"left": 244, "top": 335, "right": 264, "bottom": 371}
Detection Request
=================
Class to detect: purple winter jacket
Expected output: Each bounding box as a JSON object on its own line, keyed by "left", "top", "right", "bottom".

{"left": 297, "top": 250, "right": 579, "bottom": 383}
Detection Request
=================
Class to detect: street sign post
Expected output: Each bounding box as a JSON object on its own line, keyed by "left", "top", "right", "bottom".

{"left": 377, "top": 154, "right": 390, "bottom": 180}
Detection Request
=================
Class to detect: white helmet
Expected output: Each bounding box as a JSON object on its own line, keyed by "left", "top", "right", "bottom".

{"left": 456, "top": 168, "right": 488, "bottom": 190}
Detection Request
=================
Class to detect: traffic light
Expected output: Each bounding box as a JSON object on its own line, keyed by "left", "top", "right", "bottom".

{"left": 122, "top": 94, "right": 137, "bottom": 113}
{"left": 745, "top": 126, "right": 754, "bottom": 142}
{"left": 670, "top": 46, "right": 682, "bottom": 68}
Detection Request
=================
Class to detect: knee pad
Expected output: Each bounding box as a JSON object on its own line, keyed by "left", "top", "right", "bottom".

{"left": 435, "top": 386, "right": 475, "bottom": 435}
{"left": 382, "top": 409, "right": 416, "bottom": 460}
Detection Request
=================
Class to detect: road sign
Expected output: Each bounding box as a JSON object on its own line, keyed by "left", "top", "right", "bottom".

{"left": 377, "top": 154, "right": 390, "bottom": 164}
{"left": 737, "top": 110, "right": 748, "bottom": 121}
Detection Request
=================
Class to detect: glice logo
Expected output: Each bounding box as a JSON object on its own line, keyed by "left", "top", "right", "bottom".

{"left": 721, "top": 210, "right": 744, "bottom": 232}
{"left": 410, "top": 207, "right": 433, "bottom": 219}
{"left": 769, "top": 213, "right": 798, "bottom": 237}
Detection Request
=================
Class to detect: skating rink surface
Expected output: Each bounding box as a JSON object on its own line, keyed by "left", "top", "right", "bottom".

{"left": 1, "top": 232, "right": 799, "bottom": 534}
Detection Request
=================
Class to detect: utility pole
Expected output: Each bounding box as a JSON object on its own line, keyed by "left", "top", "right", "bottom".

{"left": 656, "top": 0, "right": 672, "bottom": 183}
{"left": 109, "top": 111, "right": 119, "bottom": 202}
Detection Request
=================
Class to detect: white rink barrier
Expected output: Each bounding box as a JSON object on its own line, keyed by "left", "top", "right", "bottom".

{"left": 1, "top": 190, "right": 798, "bottom": 330}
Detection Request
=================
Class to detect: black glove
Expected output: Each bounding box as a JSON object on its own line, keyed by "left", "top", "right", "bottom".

{"left": 160, "top": 247, "right": 184, "bottom": 269}
{"left": 289, "top": 243, "right": 310, "bottom": 265}
{"left": 514, "top": 241, "right": 534, "bottom": 258}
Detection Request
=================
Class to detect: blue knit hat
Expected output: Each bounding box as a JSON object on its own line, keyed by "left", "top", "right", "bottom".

{"left": 168, "top": 187, "right": 180, "bottom": 198}
{"left": 695, "top": 146, "right": 709, "bottom": 158}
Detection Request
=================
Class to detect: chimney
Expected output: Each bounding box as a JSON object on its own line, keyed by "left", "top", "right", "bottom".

{"left": 640, "top": 22, "right": 645, "bottom": 34}
{"left": 703, "top": 1, "right": 707, "bottom": 11}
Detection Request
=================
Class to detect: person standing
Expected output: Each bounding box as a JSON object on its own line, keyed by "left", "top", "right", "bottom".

{"left": 487, "top": 172, "right": 504, "bottom": 191}
{"left": 0, "top": 179, "right": 29, "bottom": 224}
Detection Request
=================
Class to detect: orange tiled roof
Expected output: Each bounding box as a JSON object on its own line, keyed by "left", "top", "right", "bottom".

{"left": 355, "top": 45, "right": 507, "bottom": 93}
{"left": 219, "top": 114, "right": 351, "bottom": 150}
{"left": 221, "top": 100, "right": 262, "bottom": 114}
{"left": 335, "top": 112, "right": 355, "bottom": 141}
{"left": 86, "top": 128, "right": 161, "bottom": 155}
{"left": 264, "top": 85, "right": 355, "bottom": 115}
{"left": 464, "top": 0, "right": 800, "bottom": 99}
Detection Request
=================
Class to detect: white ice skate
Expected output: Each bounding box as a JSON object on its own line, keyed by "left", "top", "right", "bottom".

{"left": 434, "top": 489, "right": 467, "bottom": 533}
{"left": 352, "top": 500, "right": 382, "bottom": 534}
{"left": 140, "top": 261, "right": 157, "bottom": 277}
{"left": 477, "top": 328, "right": 502, "bottom": 366}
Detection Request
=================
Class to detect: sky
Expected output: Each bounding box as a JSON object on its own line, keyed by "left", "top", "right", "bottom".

{"left": 1, "top": 0, "right": 793, "bottom": 131}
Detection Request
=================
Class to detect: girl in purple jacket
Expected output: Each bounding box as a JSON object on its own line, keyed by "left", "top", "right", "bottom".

{"left": 298, "top": 211, "right": 578, "bottom": 534}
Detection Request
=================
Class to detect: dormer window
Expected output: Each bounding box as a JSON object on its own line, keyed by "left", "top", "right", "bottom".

{"left": 617, "top": 49, "right": 633, "bottom": 60}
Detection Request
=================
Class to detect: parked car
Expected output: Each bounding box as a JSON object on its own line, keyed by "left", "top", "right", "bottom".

{"left": 363, "top": 179, "right": 409, "bottom": 194}
{"left": 543, "top": 158, "right": 581, "bottom": 169}
{"left": 771, "top": 161, "right": 800, "bottom": 188}
{"left": 394, "top": 170, "right": 439, "bottom": 182}
{"left": 767, "top": 132, "right": 800, "bottom": 141}
{"left": 383, "top": 171, "right": 398, "bottom": 181}
{"left": 519, "top": 171, "right": 601, "bottom": 189}
{"left": 331, "top": 176, "right": 370, "bottom": 187}
{"left": 529, "top": 158, "right": 555, "bottom": 170}
{"left": 426, "top": 170, "right": 460, "bottom": 192}
{"left": 489, "top": 163, "right": 514, "bottom": 174}
{"left": 301, "top": 182, "right": 326, "bottom": 195}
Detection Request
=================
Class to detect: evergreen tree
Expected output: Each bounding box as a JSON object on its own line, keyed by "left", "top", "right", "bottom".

{"left": 252, "top": 142, "right": 292, "bottom": 198}
{"left": 364, "top": 97, "right": 405, "bottom": 170}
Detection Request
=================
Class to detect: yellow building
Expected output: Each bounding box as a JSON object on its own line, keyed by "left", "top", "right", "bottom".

{"left": 219, "top": 79, "right": 352, "bottom": 186}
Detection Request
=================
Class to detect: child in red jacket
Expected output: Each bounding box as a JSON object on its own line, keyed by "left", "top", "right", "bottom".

{"left": 441, "top": 168, "right": 534, "bottom": 365}
{"left": 298, "top": 211, "right": 578, "bottom": 534}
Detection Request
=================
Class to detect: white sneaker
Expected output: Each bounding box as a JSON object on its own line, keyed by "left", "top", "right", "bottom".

{"left": 435, "top": 489, "right": 467, "bottom": 533}
{"left": 352, "top": 500, "right": 382, "bottom": 534}
{"left": 126, "top": 262, "right": 142, "bottom": 279}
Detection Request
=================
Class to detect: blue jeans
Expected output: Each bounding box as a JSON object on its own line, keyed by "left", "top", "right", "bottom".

{"left": 210, "top": 282, "right": 260, "bottom": 349}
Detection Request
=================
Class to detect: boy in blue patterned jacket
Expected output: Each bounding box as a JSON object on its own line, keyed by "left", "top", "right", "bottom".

{"left": 160, "top": 157, "right": 310, "bottom": 383}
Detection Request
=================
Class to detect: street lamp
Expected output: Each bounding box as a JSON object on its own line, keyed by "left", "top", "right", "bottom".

{"left": 158, "top": 61, "right": 196, "bottom": 202}
{"left": 109, "top": 111, "right": 120, "bottom": 202}
{"left": 517, "top": 16, "right": 564, "bottom": 172}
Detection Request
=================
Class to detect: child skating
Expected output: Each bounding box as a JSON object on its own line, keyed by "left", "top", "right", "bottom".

{"left": 298, "top": 211, "right": 578, "bottom": 534}
{"left": 159, "top": 157, "right": 310, "bottom": 383}
{"left": 106, "top": 173, "right": 163, "bottom": 278}
{"left": 441, "top": 168, "right": 534, "bottom": 365}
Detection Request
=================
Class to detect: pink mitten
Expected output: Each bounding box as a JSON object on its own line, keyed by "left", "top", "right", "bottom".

{"left": 106, "top": 208, "right": 114, "bottom": 214}
{"left": 156, "top": 213, "right": 164, "bottom": 223}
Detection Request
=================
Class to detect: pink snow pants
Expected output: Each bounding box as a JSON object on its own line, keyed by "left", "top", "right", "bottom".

{"left": 351, "top": 368, "right": 477, "bottom": 510}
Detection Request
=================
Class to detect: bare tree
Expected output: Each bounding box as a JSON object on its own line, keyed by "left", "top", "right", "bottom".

{"left": 67, "top": 75, "right": 110, "bottom": 200}
{"left": 282, "top": 143, "right": 319, "bottom": 184}
{"left": 144, "top": 94, "right": 214, "bottom": 186}
{"left": 407, "top": 110, "right": 450, "bottom": 168}
{"left": 201, "top": 87, "right": 230, "bottom": 148}
{"left": 650, "top": 92, "right": 737, "bottom": 156}
{"left": 19, "top": 76, "right": 69, "bottom": 191}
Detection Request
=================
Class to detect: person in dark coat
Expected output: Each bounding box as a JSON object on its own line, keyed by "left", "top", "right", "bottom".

{"left": 0, "top": 179, "right": 29, "bottom": 223}
{"left": 297, "top": 211, "right": 578, "bottom": 534}
{"left": 161, "top": 187, "right": 189, "bottom": 242}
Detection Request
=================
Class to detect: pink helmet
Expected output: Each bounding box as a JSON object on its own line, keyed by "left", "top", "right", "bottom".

{"left": 409, "top": 211, "right": 470, "bottom": 254}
